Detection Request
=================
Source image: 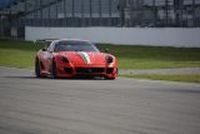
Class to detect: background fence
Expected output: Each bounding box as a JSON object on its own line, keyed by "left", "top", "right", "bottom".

{"left": 24, "top": 0, "right": 200, "bottom": 27}
{"left": 1, "top": 0, "right": 200, "bottom": 38}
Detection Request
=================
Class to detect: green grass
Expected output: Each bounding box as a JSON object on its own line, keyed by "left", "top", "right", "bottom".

{"left": 96, "top": 44, "right": 200, "bottom": 69}
{"left": 0, "top": 39, "right": 200, "bottom": 69}
{"left": 120, "top": 74, "right": 200, "bottom": 83}
{"left": 0, "top": 40, "right": 43, "bottom": 68}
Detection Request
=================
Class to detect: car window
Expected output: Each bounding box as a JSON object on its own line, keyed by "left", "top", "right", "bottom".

{"left": 47, "top": 42, "right": 55, "bottom": 52}
{"left": 54, "top": 41, "right": 99, "bottom": 52}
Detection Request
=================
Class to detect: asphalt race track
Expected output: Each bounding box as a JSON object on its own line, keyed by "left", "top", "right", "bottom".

{"left": 0, "top": 67, "right": 200, "bottom": 134}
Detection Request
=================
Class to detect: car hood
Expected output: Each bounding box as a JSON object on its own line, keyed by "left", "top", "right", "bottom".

{"left": 57, "top": 51, "right": 107, "bottom": 65}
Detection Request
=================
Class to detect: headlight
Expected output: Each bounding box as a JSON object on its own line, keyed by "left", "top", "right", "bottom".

{"left": 61, "top": 56, "right": 69, "bottom": 63}
{"left": 106, "top": 55, "right": 113, "bottom": 64}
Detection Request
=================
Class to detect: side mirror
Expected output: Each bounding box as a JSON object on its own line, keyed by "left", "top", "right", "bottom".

{"left": 42, "top": 48, "right": 46, "bottom": 51}
{"left": 104, "top": 48, "right": 110, "bottom": 53}
{"left": 103, "top": 48, "right": 115, "bottom": 55}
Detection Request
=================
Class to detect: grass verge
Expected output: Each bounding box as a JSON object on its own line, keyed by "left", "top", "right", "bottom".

{"left": 96, "top": 44, "right": 200, "bottom": 69}
{"left": 120, "top": 74, "right": 200, "bottom": 83}
{"left": 0, "top": 40, "right": 43, "bottom": 68}
{"left": 0, "top": 39, "right": 200, "bottom": 69}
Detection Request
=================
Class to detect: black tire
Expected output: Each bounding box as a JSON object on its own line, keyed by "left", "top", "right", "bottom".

{"left": 104, "top": 76, "right": 116, "bottom": 80}
{"left": 51, "top": 60, "right": 57, "bottom": 79}
{"left": 35, "top": 58, "right": 41, "bottom": 78}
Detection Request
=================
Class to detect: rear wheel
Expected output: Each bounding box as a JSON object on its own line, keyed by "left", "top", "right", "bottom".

{"left": 35, "top": 58, "right": 41, "bottom": 78}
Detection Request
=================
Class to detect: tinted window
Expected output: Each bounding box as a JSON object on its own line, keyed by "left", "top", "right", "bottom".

{"left": 54, "top": 41, "right": 99, "bottom": 52}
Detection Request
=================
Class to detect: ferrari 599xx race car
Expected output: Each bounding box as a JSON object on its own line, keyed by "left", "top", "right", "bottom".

{"left": 35, "top": 39, "right": 118, "bottom": 79}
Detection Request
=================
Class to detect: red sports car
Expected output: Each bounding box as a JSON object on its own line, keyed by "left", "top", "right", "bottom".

{"left": 35, "top": 39, "right": 118, "bottom": 79}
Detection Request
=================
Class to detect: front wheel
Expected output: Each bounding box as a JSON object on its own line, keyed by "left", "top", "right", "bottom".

{"left": 104, "top": 76, "right": 116, "bottom": 80}
{"left": 51, "top": 60, "right": 57, "bottom": 79}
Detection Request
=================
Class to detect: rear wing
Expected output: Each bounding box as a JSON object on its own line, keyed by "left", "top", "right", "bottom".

{"left": 34, "top": 38, "right": 58, "bottom": 45}
{"left": 34, "top": 38, "right": 58, "bottom": 51}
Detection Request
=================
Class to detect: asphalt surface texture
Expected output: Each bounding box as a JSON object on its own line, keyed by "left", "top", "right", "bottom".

{"left": 119, "top": 67, "right": 200, "bottom": 75}
{"left": 0, "top": 67, "right": 200, "bottom": 134}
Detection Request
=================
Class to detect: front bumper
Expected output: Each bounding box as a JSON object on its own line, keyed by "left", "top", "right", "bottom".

{"left": 56, "top": 63, "right": 118, "bottom": 78}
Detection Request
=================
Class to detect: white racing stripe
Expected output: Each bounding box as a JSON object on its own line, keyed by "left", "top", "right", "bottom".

{"left": 77, "top": 52, "right": 91, "bottom": 64}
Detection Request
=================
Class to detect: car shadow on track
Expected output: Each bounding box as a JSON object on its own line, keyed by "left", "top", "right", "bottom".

{"left": 4, "top": 75, "right": 111, "bottom": 81}
{"left": 4, "top": 76, "right": 36, "bottom": 79}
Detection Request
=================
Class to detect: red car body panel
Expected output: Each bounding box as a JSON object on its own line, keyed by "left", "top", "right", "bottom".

{"left": 35, "top": 40, "right": 118, "bottom": 79}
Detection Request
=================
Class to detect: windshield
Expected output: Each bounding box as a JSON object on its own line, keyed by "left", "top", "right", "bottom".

{"left": 54, "top": 40, "right": 99, "bottom": 52}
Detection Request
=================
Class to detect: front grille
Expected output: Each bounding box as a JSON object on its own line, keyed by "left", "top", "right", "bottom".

{"left": 64, "top": 67, "right": 73, "bottom": 74}
{"left": 106, "top": 68, "right": 114, "bottom": 74}
{"left": 76, "top": 68, "right": 105, "bottom": 74}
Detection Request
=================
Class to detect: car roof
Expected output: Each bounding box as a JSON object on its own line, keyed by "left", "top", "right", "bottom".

{"left": 53, "top": 39, "right": 91, "bottom": 43}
